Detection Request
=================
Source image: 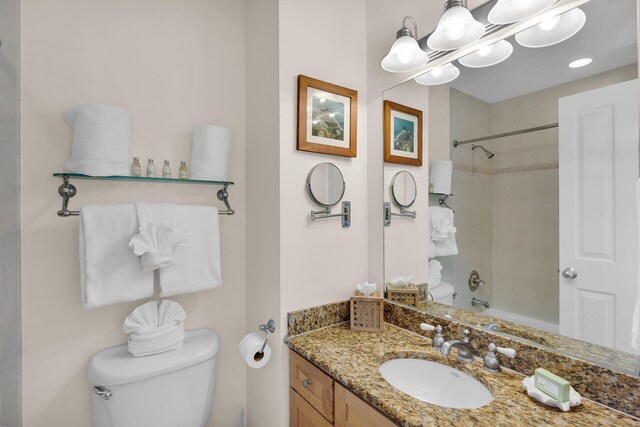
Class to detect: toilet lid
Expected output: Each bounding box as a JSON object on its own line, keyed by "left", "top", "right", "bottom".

{"left": 89, "top": 328, "right": 219, "bottom": 386}
{"left": 429, "top": 282, "right": 455, "bottom": 300}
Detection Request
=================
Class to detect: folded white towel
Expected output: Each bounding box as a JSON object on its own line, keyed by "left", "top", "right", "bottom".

{"left": 521, "top": 376, "right": 582, "bottom": 412}
{"left": 123, "top": 300, "right": 187, "bottom": 357}
{"left": 430, "top": 160, "right": 453, "bottom": 195}
{"left": 430, "top": 206, "right": 459, "bottom": 257}
{"left": 632, "top": 179, "right": 640, "bottom": 351}
{"left": 130, "top": 203, "right": 185, "bottom": 271}
{"left": 428, "top": 259, "right": 443, "bottom": 287}
{"left": 63, "top": 104, "right": 131, "bottom": 176}
{"left": 159, "top": 205, "right": 222, "bottom": 297}
{"left": 190, "top": 125, "right": 232, "bottom": 181}
{"left": 79, "top": 204, "right": 153, "bottom": 309}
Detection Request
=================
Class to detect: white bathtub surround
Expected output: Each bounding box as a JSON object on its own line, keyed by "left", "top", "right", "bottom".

{"left": 63, "top": 104, "right": 131, "bottom": 176}
{"left": 190, "top": 125, "right": 232, "bottom": 181}
{"left": 430, "top": 160, "right": 453, "bottom": 195}
{"left": 481, "top": 307, "right": 559, "bottom": 334}
{"left": 428, "top": 259, "right": 443, "bottom": 287}
{"left": 159, "top": 205, "right": 222, "bottom": 297}
{"left": 130, "top": 203, "right": 186, "bottom": 271}
{"left": 632, "top": 179, "right": 640, "bottom": 350}
{"left": 123, "top": 300, "right": 187, "bottom": 357}
{"left": 79, "top": 204, "right": 154, "bottom": 309}
{"left": 429, "top": 206, "right": 458, "bottom": 257}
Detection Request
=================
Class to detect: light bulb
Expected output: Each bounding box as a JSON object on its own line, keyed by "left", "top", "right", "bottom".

{"left": 396, "top": 51, "right": 412, "bottom": 64}
{"left": 538, "top": 15, "right": 560, "bottom": 31}
{"left": 445, "top": 23, "right": 465, "bottom": 41}
{"left": 476, "top": 45, "right": 493, "bottom": 57}
{"left": 513, "top": 0, "right": 533, "bottom": 10}
{"left": 431, "top": 67, "right": 444, "bottom": 78}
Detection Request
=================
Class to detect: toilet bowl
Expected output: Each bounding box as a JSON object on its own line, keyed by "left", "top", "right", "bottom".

{"left": 429, "top": 281, "right": 456, "bottom": 305}
{"left": 88, "top": 328, "right": 219, "bottom": 427}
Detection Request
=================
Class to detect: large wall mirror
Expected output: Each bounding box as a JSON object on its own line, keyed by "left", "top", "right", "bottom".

{"left": 382, "top": 0, "right": 639, "bottom": 376}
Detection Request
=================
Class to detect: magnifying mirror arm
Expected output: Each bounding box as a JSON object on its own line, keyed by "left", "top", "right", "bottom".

{"left": 310, "top": 201, "right": 351, "bottom": 227}
{"left": 393, "top": 206, "right": 417, "bottom": 219}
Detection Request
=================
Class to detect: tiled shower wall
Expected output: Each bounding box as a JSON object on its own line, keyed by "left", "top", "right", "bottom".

{"left": 0, "top": 0, "right": 21, "bottom": 425}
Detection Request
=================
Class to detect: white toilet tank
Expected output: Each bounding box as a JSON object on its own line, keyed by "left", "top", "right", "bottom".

{"left": 89, "top": 328, "right": 219, "bottom": 427}
{"left": 429, "top": 282, "right": 456, "bottom": 305}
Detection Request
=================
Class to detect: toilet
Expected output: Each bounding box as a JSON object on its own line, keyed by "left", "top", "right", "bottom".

{"left": 429, "top": 281, "right": 456, "bottom": 305}
{"left": 88, "top": 328, "right": 219, "bottom": 427}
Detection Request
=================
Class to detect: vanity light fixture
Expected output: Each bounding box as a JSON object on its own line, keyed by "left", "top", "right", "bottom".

{"left": 487, "top": 0, "right": 557, "bottom": 25}
{"left": 414, "top": 63, "right": 460, "bottom": 86}
{"left": 568, "top": 57, "right": 592, "bottom": 68}
{"left": 458, "top": 40, "right": 514, "bottom": 68}
{"left": 427, "top": 0, "right": 485, "bottom": 51}
{"left": 515, "top": 8, "right": 586, "bottom": 48}
{"left": 381, "top": 16, "right": 429, "bottom": 73}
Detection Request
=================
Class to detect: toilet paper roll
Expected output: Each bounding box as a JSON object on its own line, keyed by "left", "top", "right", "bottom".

{"left": 430, "top": 160, "right": 453, "bottom": 195}
{"left": 239, "top": 333, "right": 271, "bottom": 369}
{"left": 190, "top": 125, "right": 232, "bottom": 181}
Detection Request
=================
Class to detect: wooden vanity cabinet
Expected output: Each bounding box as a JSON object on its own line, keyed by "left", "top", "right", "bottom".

{"left": 289, "top": 350, "right": 398, "bottom": 427}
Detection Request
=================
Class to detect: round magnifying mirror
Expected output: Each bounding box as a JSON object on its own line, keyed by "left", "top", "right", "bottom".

{"left": 391, "top": 171, "right": 417, "bottom": 208}
{"left": 306, "top": 162, "right": 346, "bottom": 207}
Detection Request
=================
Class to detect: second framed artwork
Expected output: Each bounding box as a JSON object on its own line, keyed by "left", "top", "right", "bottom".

{"left": 383, "top": 100, "right": 423, "bottom": 166}
{"left": 297, "top": 75, "right": 358, "bottom": 157}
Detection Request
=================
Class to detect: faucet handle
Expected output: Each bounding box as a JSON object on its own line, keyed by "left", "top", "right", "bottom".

{"left": 420, "top": 323, "right": 436, "bottom": 331}
{"left": 496, "top": 345, "right": 516, "bottom": 358}
{"left": 462, "top": 329, "right": 470, "bottom": 342}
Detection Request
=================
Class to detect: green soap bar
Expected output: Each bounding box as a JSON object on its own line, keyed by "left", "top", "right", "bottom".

{"left": 535, "top": 368, "right": 570, "bottom": 402}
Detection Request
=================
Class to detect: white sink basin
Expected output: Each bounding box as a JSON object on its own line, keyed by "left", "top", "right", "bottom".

{"left": 379, "top": 358, "right": 493, "bottom": 409}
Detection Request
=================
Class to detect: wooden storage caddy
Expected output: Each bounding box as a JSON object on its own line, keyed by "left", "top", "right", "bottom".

{"left": 386, "top": 284, "right": 419, "bottom": 306}
{"left": 350, "top": 290, "right": 384, "bottom": 332}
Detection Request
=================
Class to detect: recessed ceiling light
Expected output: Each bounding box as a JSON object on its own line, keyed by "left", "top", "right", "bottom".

{"left": 569, "top": 58, "right": 592, "bottom": 68}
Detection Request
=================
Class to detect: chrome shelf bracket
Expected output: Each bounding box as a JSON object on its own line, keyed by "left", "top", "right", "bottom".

{"left": 310, "top": 201, "right": 351, "bottom": 227}
{"left": 438, "top": 194, "right": 454, "bottom": 212}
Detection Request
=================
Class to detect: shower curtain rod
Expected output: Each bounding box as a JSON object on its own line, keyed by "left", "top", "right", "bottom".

{"left": 452, "top": 123, "right": 559, "bottom": 147}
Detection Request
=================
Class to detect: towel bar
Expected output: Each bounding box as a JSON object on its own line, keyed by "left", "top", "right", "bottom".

{"left": 53, "top": 173, "right": 236, "bottom": 216}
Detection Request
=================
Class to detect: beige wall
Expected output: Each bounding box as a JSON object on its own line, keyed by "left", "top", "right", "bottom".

{"left": 245, "top": 0, "right": 283, "bottom": 425}
{"left": 20, "top": 1, "right": 246, "bottom": 426}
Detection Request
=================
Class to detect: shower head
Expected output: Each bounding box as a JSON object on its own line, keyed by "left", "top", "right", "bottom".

{"left": 471, "top": 144, "right": 495, "bottom": 159}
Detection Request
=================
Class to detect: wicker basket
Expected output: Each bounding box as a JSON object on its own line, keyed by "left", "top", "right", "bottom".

{"left": 386, "top": 284, "right": 419, "bottom": 307}
{"left": 350, "top": 290, "right": 384, "bottom": 332}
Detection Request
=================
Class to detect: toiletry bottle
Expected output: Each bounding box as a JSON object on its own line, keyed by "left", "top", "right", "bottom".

{"left": 146, "top": 159, "right": 156, "bottom": 177}
{"left": 162, "top": 160, "right": 172, "bottom": 178}
{"left": 131, "top": 157, "right": 142, "bottom": 177}
{"left": 179, "top": 161, "right": 188, "bottom": 179}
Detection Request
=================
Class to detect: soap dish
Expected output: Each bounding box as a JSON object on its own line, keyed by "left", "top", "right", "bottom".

{"left": 522, "top": 376, "right": 582, "bottom": 412}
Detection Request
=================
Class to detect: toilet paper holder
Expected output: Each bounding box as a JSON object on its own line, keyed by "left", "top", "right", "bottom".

{"left": 258, "top": 319, "right": 276, "bottom": 353}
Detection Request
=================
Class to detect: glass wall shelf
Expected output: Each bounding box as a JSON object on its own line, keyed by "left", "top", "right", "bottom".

{"left": 52, "top": 172, "right": 235, "bottom": 217}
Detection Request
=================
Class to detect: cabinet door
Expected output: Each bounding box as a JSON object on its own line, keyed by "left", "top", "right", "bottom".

{"left": 335, "top": 384, "right": 397, "bottom": 427}
{"left": 290, "top": 350, "right": 335, "bottom": 422}
{"left": 291, "top": 388, "right": 334, "bottom": 427}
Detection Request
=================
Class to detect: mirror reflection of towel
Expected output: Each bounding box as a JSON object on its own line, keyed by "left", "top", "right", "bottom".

{"left": 429, "top": 206, "right": 458, "bottom": 257}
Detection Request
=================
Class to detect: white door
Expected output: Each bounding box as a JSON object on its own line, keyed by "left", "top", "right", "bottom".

{"left": 559, "top": 79, "right": 639, "bottom": 354}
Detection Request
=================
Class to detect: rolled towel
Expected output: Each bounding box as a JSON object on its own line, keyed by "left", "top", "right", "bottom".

{"left": 428, "top": 259, "right": 443, "bottom": 287}
{"left": 430, "top": 160, "right": 453, "bottom": 195}
{"left": 80, "top": 204, "right": 154, "bottom": 309}
{"left": 63, "top": 104, "right": 131, "bottom": 176}
{"left": 123, "top": 300, "right": 187, "bottom": 357}
{"left": 190, "top": 125, "right": 232, "bottom": 181}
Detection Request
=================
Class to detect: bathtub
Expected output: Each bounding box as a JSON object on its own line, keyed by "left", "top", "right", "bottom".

{"left": 480, "top": 307, "right": 559, "bottom": 334}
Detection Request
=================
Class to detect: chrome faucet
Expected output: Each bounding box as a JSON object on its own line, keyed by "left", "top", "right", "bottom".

{"left": 471, "top": 297, "right": 490, "bottom": 308}
{"left": 440, "top": 329, "right": 475, "bottom": 362}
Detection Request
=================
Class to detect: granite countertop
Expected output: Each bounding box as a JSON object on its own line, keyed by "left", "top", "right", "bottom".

{"left": 288, "top": 323, "right": 639, "bottom": 427}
